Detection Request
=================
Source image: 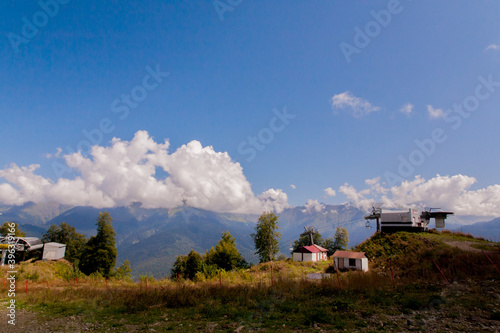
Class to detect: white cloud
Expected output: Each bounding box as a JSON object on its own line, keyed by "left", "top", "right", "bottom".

{"left": 258, "top": 189, "right": 290, "bottom": 213}
{"left": 339, "top": 174, "right": 500, "bottom": 217}
{"left": 427, "top": 105, "right": 445, "bottom": 119}
{"left": 330, "top": 91, "right": 380, "bottom": 118}
{"left": 0, "top": 131, "right": 289, "bottom": 214}
{"left": 399, "top": 103, "right": 414, "bottom": 116}
{"left": 301, "top": 199, "right": 325, "bottom": 213}
{"left": 324, "top": 187, "right": 336, "bottom": 197}
{"left": 486, "top": 44, "right": 500, "bottom": 51}
{"left": 290, "top": 184, "right": 296, "bottom": 190}
{"left": 44, "top": 148, "right": 63, "bottom": 159}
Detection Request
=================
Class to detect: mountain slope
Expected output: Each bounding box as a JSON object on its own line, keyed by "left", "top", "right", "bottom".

{"left": 3, "top": 202, "right": 375, "bottom": 278}
{"left": 0, "top": 201, "right": 72, "bottom": 226}
{"left": 452, "top": 218, "right": 500, "bottom": 241}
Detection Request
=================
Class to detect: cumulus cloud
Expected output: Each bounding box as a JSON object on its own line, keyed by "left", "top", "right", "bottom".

{"left": 290, "top": 184, "right": 296, "bottom": 190}
{"left": 486, "top": 44, "right": 500, "bottom": 51}
{"left": 301, "top": 199, "right": 325, "bottom": 214}
{"left": 330, "top": 91, "right": 380, "bottom": 118}
{"left": 0, "top": 131, "right": 289, "bottom": 214}
{"left": 399, "top": 103, "right": 414, "bottom": 116}
{"left": 338, "top": 174, "right": 500, "bottom": 217}
{"left": 427, "top": 105, "right": 445, "bottom": 119}
{"left": 324, "top": 187, "right": 336, "bottom": 197}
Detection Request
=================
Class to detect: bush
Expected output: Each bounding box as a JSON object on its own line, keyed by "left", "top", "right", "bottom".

{"left": 54, "top": 261, "right": 84, "bottom": 281}
{"left": 24, "top": 270, "right": 39, "bottom": 282}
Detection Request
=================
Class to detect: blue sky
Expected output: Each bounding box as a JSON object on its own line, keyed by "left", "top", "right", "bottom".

{"left": 1, "top": 1, "right": 500, "bottom": 217}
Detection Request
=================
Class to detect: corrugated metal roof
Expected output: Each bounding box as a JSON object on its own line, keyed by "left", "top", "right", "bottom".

{"left": 295, "top": 244, "right": 328, "bottom": 253}
{"left": 332, "top": 250, "right": 367, "bottom": 259}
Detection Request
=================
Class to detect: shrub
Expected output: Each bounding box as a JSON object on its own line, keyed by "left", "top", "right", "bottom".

{"left": 24, "top": 270, "right": 39, "bottom": 282}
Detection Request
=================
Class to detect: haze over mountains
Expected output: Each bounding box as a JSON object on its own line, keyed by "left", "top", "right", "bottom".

{"left": 1, "top": 201, "right": 498, "bottom": 277}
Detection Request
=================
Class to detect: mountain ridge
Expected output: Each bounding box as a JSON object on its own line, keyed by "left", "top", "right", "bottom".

{"left": 1, "top": 201, "right": 499, "bottom": 277}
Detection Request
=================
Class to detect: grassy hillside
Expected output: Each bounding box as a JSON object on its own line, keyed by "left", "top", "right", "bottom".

{"left": 2, "top": 230, "right": 499, "bottom": 332}
{"left": 354, "top": 229, "right": 499, "bottom": 283}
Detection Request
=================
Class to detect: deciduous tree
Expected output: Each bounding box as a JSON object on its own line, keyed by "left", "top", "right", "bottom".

{"left": 205, "top": 231, "right": 247, "bottom": 271}
{"left": 171, "top": 250, "right": 203, "bottom": 280}
{"left": 292, "top": 232, "right": 324, "bottom": 251}
{"left": 0, "top": 222, "right": 26, "bottom": 237}
{"left": 333, "top": 226, "right": 349, "bottom": 252}
{"left": 42, "top": 222, "right": 86, "bottom": 263}
{"left": 251, "top": 212, "right": 281, "bottom": 263}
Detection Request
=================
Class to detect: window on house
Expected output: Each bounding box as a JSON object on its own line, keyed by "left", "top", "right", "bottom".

{"left": 349, "top": 258, "right": 356, "bottom": 266}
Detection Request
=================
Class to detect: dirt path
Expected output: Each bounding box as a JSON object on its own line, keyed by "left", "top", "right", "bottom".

{"left": 0, "top": 308, "right": 90, "bottom": 332}
{"left": 444, "top": 241, "right": 483, "bottom": 252}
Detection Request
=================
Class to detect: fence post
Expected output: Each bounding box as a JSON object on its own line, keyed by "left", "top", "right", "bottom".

{"left": 483, "top": 251, "right": 500, "bottom": 276}
{"left": 334, "top": 259, "right": 341, "bottom": 289}
{"left": 432, "top": 259, "right": 449, "bottom": 284}
{"left": 271, "top": 261, "right": 274, "bottom": 286}
{"left": 390, "top": 259, "right": 396, "bottom": 291}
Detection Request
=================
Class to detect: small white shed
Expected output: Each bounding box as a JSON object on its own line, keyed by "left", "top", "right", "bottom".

{"left": 42, "top": 242, "right": 66, "bottom": 260}
{"left": 332, "top": 250, "right": 369, "bottom": 272}
{"left": 292, "top": 244, "right": 328, "bottom": 262}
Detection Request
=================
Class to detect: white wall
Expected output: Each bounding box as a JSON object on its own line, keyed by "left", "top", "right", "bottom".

{"left": 42, "top": 243, "right": 66, "bottom": 260}
{"left": 293, "top": 252, "right": 327, "bottom": 262}
{"left": 334, "top": 257, "right": 369, "bottom": 272}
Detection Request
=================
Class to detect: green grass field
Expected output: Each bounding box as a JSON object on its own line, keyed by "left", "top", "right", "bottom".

{"left": 1, "top": 230, "right": 499, "bottom": 332}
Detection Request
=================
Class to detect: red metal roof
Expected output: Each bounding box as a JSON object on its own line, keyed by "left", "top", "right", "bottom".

{"left": 332, "top": 250, "right": 367, "bottom": 259}
{"left": 295, "top": 244, "right": 328, "bottom": 253}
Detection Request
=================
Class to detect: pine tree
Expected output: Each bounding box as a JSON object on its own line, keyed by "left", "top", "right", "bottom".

{"left": 79, "top": 212, "right": 117, "bottom": 277}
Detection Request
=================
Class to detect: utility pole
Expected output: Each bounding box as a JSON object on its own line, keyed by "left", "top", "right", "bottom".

{"left": 301, "top": 227, "right": 318, "bottom": 245}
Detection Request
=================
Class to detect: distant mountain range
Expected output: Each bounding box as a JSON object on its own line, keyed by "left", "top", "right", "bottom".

{"left": 450, "top": 218, "right": 500, "bottom": 242}
{"left": 1, "top": 202, "right": 498, "bottom": 277}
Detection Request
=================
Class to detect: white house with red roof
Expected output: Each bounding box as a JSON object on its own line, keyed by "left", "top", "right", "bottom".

{"left": 333, "top": 250, "right": 369, "bottom": 272}
{"left": 292, "top": 244, "right": 328, "bottom": 262}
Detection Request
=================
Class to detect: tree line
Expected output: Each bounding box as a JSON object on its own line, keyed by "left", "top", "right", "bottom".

{"left": 1, "top": 210, "right": 348, "bottom": 280}
{"left": 1, "top": 212, "right": 129, "bottom": 279}
{"left": 172, "top": 211, "right": 349, "bottom": 280}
